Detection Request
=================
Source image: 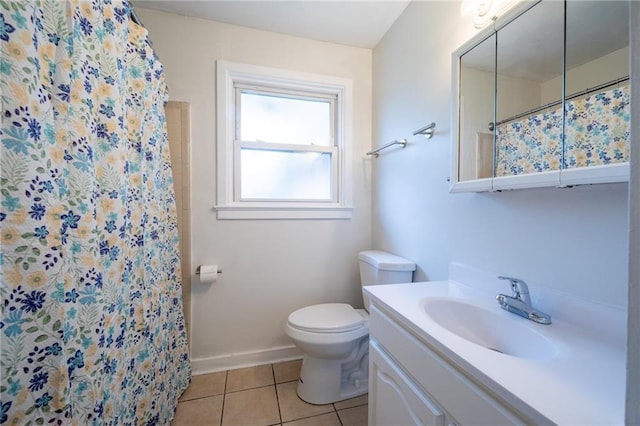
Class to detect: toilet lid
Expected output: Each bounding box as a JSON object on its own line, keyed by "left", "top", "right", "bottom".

{"left": 288, "top": 303, "right": 365, "bottom": 333}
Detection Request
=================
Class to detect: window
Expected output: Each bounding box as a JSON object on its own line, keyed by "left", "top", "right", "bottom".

{"left": 216, "top": 61, "right": 353, "bottom": 219}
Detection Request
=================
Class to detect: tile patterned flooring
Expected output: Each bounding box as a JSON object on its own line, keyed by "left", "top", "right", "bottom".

{"left": 172, "top": 360, "right": 368, "bottom": 426}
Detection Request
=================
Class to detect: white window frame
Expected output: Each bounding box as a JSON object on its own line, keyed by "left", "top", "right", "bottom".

{"left": 216, "top": 60, "right": 353, "bottom": 219}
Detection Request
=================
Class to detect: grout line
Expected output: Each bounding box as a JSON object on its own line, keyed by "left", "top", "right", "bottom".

{"left": 224, "top": 383, "right": 280, "bottom": 394}
{"left": 178, "top": 393, "right": 226, "bottom": 403}
{"left": 271, "top": 363, "right": 284, "bottom": 425}
{"left": 219, "top": 370, "right": 228, "bottom": 426}
{"left": 282, "top": 412, "right": 339, "bottom": 425}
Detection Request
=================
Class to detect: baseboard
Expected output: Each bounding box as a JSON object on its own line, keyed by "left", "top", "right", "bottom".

{"left": 191, "top": 345, "right": 303, "bottom": 375}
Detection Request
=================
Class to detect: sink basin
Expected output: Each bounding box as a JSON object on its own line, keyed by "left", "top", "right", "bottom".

{"left": 423, "top": 298, "right": 557, "bottom": 360}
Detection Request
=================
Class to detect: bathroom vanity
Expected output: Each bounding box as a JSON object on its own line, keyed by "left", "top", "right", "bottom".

{"left": 364, "top": 264, "right": 626, "bottom": 425}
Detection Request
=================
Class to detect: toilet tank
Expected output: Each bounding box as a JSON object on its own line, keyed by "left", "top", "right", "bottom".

{"left": 358, "top": 250, "right": 415, "bottom": 310}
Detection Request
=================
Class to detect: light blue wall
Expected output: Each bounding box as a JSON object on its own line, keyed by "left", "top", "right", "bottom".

{"left": 625, "top": 1, "right": 639, "bottom": 421}
{"left": 372, "top": 1, "right": 629, "bottom": 307}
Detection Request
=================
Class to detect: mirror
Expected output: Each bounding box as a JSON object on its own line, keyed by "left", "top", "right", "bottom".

{"left": 453, "top": 0, "right": 630, "bottom": 191}
{"left": 458, "top": 33, "right": 495, "bottom": 182}
{"left": 564, "top": 1, "right": 630, "bottom": 171}
{"left": 495, "top": 1, "right": 564, "bottom": 177}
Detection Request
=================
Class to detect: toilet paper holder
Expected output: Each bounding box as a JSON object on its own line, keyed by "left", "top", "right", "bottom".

{"left": 195, "top": 265, "right": 222, "bottom": 275}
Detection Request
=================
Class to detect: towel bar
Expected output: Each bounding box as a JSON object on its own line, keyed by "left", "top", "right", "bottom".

{"left": 366, "top": 122, "right": 436, "bottom": 158}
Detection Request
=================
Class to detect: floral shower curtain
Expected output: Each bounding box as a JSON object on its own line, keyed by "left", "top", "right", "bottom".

{"left": 495, "top": 84, "right": 630, "bottom": 176}
{"left": 0, "top": 1, "right": 191, "bottom": 424}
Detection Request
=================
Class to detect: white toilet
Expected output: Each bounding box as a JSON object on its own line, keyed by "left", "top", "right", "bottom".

{"left": 285, "top": 250, "right": 415, "bottom": 404}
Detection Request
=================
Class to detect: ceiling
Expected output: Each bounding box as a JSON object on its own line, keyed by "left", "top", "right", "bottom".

{"left": 133, "top": 0, "right": 411, "bottom": 48}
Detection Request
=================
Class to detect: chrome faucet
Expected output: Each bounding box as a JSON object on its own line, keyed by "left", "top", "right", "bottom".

{"left": 496, "top": 276, "right": 551, "bottom": 325}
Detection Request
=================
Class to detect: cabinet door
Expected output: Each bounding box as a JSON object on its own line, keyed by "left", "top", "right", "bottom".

{"left": 369, "top": 341, "right": 445, "bottom": 426}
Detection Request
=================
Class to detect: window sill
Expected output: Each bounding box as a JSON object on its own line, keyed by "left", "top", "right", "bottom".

{"left": 215, "top": 204, "right": 354, "bottom": 220}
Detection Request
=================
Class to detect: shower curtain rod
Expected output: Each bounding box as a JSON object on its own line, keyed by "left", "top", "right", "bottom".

{"left": 491, "top": 75, "right": 630, "bottom": 129}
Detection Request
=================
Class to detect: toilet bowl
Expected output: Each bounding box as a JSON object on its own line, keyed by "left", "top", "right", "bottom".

{"left": 285, "top": 250, "right": 415, "bottom": 404}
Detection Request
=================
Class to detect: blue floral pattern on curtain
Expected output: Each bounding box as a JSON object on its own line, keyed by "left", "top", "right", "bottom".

{"left": 0, "top": 1, "right": 191, "bottom": 424}
{"left": 495, "top": 84, "right": 630, "bottom": 176}
{"left": 564, "top": 85, "right": 631, "bottom": 168}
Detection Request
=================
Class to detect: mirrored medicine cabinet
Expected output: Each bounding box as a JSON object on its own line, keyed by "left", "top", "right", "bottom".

{"left": 451, "top": 0, "right": 630, "bottom": 192}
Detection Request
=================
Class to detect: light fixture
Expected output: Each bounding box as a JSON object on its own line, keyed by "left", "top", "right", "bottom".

{"left": 460, "top": 0, "right": 522, "bottom": 28}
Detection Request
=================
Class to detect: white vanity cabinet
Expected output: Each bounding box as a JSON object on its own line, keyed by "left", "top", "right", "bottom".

{"left": 368, "top": 304, "right": 533, "bottom": 426}
{"left": 369, "top": 341, "right": 450, "bottom": 426}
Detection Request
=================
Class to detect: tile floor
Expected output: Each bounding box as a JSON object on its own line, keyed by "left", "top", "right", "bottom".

{"left": 172, "top": 359, "right": 368, "bottom": 426}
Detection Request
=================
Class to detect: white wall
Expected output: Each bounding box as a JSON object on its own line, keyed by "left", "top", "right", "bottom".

{"left": 459, "top": 67, "right": 543, "bottom": 180}
{"left": 541, "top": 47, "right": 629, "bottom": 104}
{"left": 496, "top": 73, "right": 542, "bottom": 121}
{"left": 372, "top": 1, "right": 629, "bottom": 307}
{"left": 138, "top": 8, "right": 373, "bottom": 372}
{"left": 459, "top": 67, "right": 494, "bottom": 180}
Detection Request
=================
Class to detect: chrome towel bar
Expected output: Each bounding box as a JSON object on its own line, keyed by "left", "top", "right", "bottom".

{"left": 366, "top": 139, "right": 407, "bottom": 158}
{"left": 413, "top": 122, "right": 436, "bottom": 138}
{"left": 367, "top": 122, "right": 436, "bottom": 158}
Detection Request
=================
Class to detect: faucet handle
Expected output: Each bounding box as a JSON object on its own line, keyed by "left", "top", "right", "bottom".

{"left": 498, "top": 276, "right": 531, "bottom": 304}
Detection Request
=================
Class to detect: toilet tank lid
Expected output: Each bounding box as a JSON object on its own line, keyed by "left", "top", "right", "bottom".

{"left": 358, "top": 250, "right": 416, "bottom": 271}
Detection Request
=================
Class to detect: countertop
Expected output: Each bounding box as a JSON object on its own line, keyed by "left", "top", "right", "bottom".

{"left": 364, "top": 272, "right": 626, "bottom": 425}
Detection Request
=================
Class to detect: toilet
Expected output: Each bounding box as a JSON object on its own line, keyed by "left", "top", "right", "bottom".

{"left": 285, "top": 250, "right": 415, "bottom": 404}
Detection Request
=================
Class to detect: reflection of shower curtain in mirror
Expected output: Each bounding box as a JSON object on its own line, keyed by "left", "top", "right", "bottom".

{"left": 495, "top": 84, "right": 630, "bottom": 176}
{"left": 0, "top": 1, "right": 191, "bottom": 424}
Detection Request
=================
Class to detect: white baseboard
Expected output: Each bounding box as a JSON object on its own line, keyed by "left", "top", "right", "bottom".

{"left": 191, "top": 345, "right": 303, "bottom": 375}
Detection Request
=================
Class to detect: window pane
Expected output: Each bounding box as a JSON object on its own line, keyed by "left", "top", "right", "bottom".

{"left": 240, "top": 92, "right": 332, "bottom": 146}
{"left": 240, "top": 148, "right": 332, "bottom": 200}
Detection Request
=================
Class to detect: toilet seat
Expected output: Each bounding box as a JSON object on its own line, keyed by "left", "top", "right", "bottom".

{"left": 288, "top": 303, "right": 365, "bottom": 333}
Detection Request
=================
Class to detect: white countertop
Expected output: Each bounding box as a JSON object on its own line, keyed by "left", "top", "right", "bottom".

{"left": 364, "top": 267, "right": 626, "bottom": 425}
